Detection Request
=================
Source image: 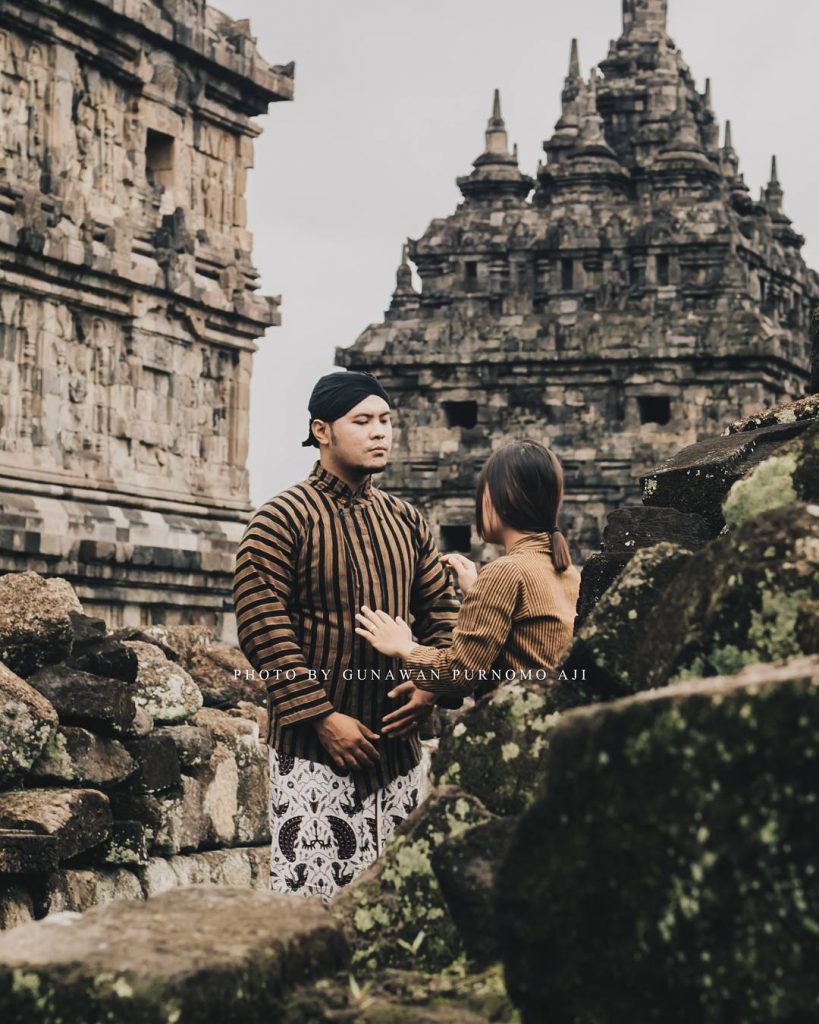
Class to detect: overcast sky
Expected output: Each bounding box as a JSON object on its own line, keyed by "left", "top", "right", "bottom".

{"left": 213, "top": 0, "right": 819, "bottom": 506}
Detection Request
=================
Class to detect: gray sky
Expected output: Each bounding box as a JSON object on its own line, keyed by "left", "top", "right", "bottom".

{"left": 213, "top": 0, "right": 819, "bottom": 506}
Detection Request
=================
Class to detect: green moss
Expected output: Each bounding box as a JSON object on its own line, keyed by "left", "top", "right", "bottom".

{"left": 723, "top": 453, "right": 798, "bottom": 530}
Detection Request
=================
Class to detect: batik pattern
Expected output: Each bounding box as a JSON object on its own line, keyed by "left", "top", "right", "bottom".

{"left": 268, "top": 747, "right": 425, "bottom": 902}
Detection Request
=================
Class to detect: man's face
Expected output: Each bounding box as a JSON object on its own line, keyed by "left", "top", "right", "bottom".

{"left": 315, "top": 394, "right": 393, "bottom": 473}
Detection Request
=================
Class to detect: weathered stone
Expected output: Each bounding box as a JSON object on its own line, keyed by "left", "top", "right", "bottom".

{"left": 26, "top": 664, "right": 137, "bottom": 735}
{"left": 430, "top": 814, "right": 512, "bottom": 968}
{"left": 187, "top": 641, "right": 265, "bottom": 708}
{"left": 38, "top": 866, "right": 144, "bottom": 917}
{"left": 497, "top": 655, "right": 819, "bottom": 1024}
{"left": 67, "top": 611, "right": 107, "bottom": 647}
{"left": 0, "top": 789, "right": 111, "bottom": 861}
{"left": 66, "top": 634, "right": 139, "bottom": 684}
{"left": 125, "top": 640, "right": 203, "bottom": 724}
{"left": 577, "top": 506, "right": 712, "bottom": 620}
{"left": 0, "top": 660, "right": 58, "bottom": 784}
{"left": 137, "top": 846, "right": 270, "bottom": 898}
{"left": 110, "top": 777, "right": 206, "bottom": 855}
{"left": 432, "top": 681, "right": 562, "bottom": 816}
{"left": 29, "top": 725, "right": 135, "bottom": 788}
{"left": 186, "top": 723, "right": 269, "bottom": 847}
{"left": 0, "top": 887, "right": 348, "bottom": 1023}
{"left": 115, "top": 624, "right": 215, "bottom": 665}
{"left": 153, "top": 724, "right": 215, "bottom": 767}
{"left": 337, "top": 4, "right": 817, "bottom": 565}
{"left": 811, "top": 306, "right": 819, "bottom": 394}
{"left": 0, "top": 882, "right": 34, "bottom": 931}
{"left": 334, "top": 787, "right": 494, "bottom": 972}
{"left": 642, "top": 419, "right": 811, "bottom": 533}
{"left": 722, "top": 415, "right": 819, "bottom": 530}
{"left": 123, "top": 733, "right": 182, "bottom": 792}
{"left": 0, "top": 572, "right": 79, "bottom": 677}
{"left": 632, "top": 503, "right": 819, "bottom": 689}
{"left": 72, "top": 821, "right": 148, "bottom": 869}
{"left": 0, "top": 830, "right": 59, "bottom": 874}
{"left": 560, "top": 542, "right": 695, "bottom": 701}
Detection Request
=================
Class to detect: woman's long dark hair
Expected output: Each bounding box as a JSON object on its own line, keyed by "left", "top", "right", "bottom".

{"left": 475, "top": 440, "right": 573, "bottom": 573}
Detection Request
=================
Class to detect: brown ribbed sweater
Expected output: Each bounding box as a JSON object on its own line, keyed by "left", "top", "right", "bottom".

{"left": 406, "top": 532, "right": 581, "bottom": 695}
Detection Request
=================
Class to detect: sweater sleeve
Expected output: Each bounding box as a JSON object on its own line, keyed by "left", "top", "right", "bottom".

{"left": 405, "top": 558, "right": 522, "bottom": 696}
{"left": 233, "top": 502, "right": 335, "bottom": 727}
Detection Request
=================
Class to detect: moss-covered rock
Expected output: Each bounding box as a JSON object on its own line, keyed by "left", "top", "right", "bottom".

{"left": 0, "top": 887, "right": 348, "bottom": 1024}
{"left": 497, "top": 655, "right": 819, "bottom": 1024}
{"left": 631, "top": 503, "right": 819, "bottom": 689}
{"left": 722, "top": 416, "right": 819, "bottom": 529}
{"left": 125, "top": 640, "right": 203, "bottom": 724}
{"left": 333, "top": 787, "right": 494, "bottom": 973}
{"left": 0, "top": 572, "right": 79, "bottom": 677}
{"left": 560, "top": 542, "right": 694, "bottom": 701}
{"left": 431, "top": 681, "right": 562, "bottom": 816}
{"left": 0, "top": 661, "right": 58, "bottom": 785}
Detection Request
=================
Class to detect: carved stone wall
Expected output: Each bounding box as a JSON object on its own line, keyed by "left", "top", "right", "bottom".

{"left": 0, "top": 0, "right": 292, "bottom": 638}
{"left": 337, "top": 0, "right": 818, "bottom": 561}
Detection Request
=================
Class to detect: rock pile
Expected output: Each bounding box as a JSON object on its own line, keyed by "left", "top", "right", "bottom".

{"left": 0, "top": 573, "right": 270, "bottom": 930}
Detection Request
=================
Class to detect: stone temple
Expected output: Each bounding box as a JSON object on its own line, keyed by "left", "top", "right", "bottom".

{"left": 0, "top": 0, "right": 289, "bottom": 639}
{"left": 337, "top": 0, "right": 818, "bottom": 560}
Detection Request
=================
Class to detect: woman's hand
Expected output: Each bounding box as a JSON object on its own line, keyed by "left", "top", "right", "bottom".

{"left": 441, "top": 552, "right": 479, "bottom": 595}
{"left": 355, "top": 606, "right": 415, "bottom": 659}
{"left": 381, "top": 681, "right": 436, "bottom": 738}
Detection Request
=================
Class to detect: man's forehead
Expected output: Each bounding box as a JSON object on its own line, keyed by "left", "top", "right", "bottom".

{"left": 344, "top": 395, "right": 391, "bottom": 417}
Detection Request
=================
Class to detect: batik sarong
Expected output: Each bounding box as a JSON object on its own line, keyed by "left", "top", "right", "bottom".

{"left": 268, "top": 747, "right": 427, "bottom": 902}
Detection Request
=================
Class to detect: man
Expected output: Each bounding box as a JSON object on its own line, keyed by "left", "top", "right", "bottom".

{"left": 233, "top": 370, "right": 459, "bottom": 901}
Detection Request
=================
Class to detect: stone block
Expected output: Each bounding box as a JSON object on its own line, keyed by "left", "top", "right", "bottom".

{"left": 26, "top": 665, "right": 137, "bottom": 735}
{"left": 152, "top": 724, "right": 215, "bottom": 767}
{"left": 0, "top": 882, "right": 34, "bottom": 931}
{"left": 0, "top": 572, "right": 79, "bottom": 677}
{"left": 30, "top": 726, "right": 135, "bottom": 788}
{"left": 0, "top": 888, "right": 348, "bottom": 1023}
{"left": 0, "top": 660, "right": 58, "bottom": 784}
{"left": 125, "top": 640, "right": 203, "bottom": 724}
{"left": 0, "top": 830, "right": 59, "bottom": 874}
{"left": 0, "top": 789, "right": 111, "bottom": 861}
{"left": 123, "top": 733, "right": 182, "bottom": 792}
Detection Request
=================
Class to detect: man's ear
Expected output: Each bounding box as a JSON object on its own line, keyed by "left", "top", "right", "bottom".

{"left": 311, "top": 419, "right": 331, "bottom": 446}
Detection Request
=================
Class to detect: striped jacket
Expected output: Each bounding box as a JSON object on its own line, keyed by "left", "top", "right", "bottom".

{"left": 233, "top": 461, "right": 460, "bottom": 799}
{"left": 406, "top": 533, "right": 581, "bottom": 695}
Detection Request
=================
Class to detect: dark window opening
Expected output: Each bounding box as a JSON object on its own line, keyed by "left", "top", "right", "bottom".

{"left": 656, "top": 254, "right": 670, "bottom": 287}
{"left": 440, "top": 525, "right": 471, "bottom": 553}
{"left": 561, "top": 258, "right": 574, "bottom": 290}
{"left": 464, "top": 261, "right": 479, "bottom": 291}
{"left": 146, "top": 130, "right": 175, "bottom": 189}
{"left": 442, "top": 400, "right": 478, "bottom": 429}
{"left": 629, "top": 263, "right": 640, "bottom": 287}
{"left": 0, "top": 325, "right": 17, "bottom": 361}
{"left": 638, "top": 396, "right": 672, "bottom": 425}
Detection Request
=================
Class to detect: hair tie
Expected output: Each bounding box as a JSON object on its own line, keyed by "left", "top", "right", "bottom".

{"left": 550, "top": 526, "right": 562, "bottom": 534}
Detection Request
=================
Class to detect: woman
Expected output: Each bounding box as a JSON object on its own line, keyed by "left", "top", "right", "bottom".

{"left": 355, "top": 440, "right": 581, "bottom": 737}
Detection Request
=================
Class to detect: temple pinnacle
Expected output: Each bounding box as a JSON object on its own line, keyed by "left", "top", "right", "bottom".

{"left": 569, "top": 38, "right": 580, "bottom": 78}
{"left": 770, "top": 155, "right": 779, "bottom": 184}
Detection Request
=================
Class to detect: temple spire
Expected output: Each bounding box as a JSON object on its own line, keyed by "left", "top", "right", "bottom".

{"left": 457, "top": 89, "right": 533, "bottom": 202}
{"left": 764, "top": 155, "right": 786, "bottom": 217}
{"left": 388, "top": 242, "right": 419, "bottom": 316}
{"left": 703, "top": 78, "right": 712, "bottom": 110}
{"left": 569, "top": 38, "right": 580, "bottom": 78}
{"left": 724, "top": 120, "right": 733, "bottom": 151}
{"left": 770, "top": 155, "right": 779, "bottom": 184}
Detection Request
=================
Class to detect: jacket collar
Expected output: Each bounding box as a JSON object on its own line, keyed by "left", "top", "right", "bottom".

{"left": 506, "top": 531, "right": 553, "bottom": 555}
{"left": 309, "top": 461, "right": 374, "bottom": 505}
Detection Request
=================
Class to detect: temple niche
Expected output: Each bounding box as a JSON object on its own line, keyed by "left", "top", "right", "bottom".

{"left": 337, "top": 0, "right": 818, "bottom": 561}
{"left": 0, "top": 0, "right": 292, "bottom": 639}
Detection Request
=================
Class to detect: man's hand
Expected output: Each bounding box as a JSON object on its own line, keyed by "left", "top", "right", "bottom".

{"left": 440, "top": 553, "right": 479, "bottom": 595}
{"left": 381, "top": 681, "right": 436, "bottom": 738}
{"left": 314, "top": 712, "right": 380, "bottom": 770}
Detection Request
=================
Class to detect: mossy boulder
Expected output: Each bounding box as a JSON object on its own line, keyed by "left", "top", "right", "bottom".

{"left": 0, "top": 572, "right": 80, "bottom": 677}
{"left": 631, "top": 503, "right": 819, "bottom": 689}
{"left": 431, "top": 681, "right": 562, "bottom": 816}
{"left": 0, "top": 887, "right": 348, "bottom": 1024}
{"left": 497, "top": 655, "right": 819, "bottom": 1024}
{"left": 560, "top": 542, "right": 694, "bottom": 701}
{"left": 125, "top": 640, "right": 203, "bottom": 724}
{"left": 0, "top": 661, "right": 58, "bottom": 784}
{"left": 722, "top": 416, "right": 819, "bottom": 529}
{"left": 333, "top": 787, "right": 494, "bottom": 973}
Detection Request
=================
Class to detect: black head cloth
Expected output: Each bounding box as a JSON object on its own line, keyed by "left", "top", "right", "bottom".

{"left": 301, "top": 370, "right": 391, "bottom": 447}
